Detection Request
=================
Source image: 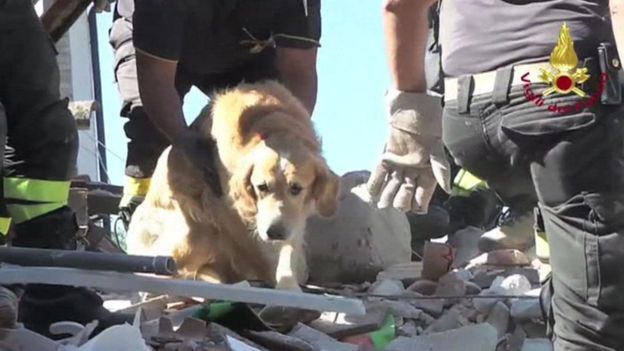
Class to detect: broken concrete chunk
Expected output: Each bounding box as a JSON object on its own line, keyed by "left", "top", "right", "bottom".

{"left": 471, "top": 268, "right": 508, "bottom": 288}
{"left": 227, "top": 335, "right": 265, "bottom": 351}
{"left": 521, "top": 339, "right": 553, "bottom": 351}
{"left": 306, "top": 171, "right": 412, "bottom": 284}
{"left": 396, "top": 320, "right": 418, "bottom": 337}
{"left": 401, "top": 292, "right": 444, "bottom": 316}
{"left": 507, "top": 325, "right": 528, "bottom": 351}
{"left": 488, "top": 250, "right": 531, "bottom": 266}
{"left": 0, "top": 287, "right": 18, "bottom": 329}
{"left": 246, "top": 330, "right": 314, "bottom": 351}
{"left": 485, "top": 302, "right": 510, "bottom": 338}
{"left": 506, "top": 268, "right": 540, "bottom": 286}
{"left": 78, "top": 324, "right": 151, "bottom": 351}
{"left": 473, "top": 289, "right": 504, "bottom": 314}
{"left": 424, "top": 306, "right": 463, "bottom": 333}
{"left": 493, "top": 274, "right": 532, "bottom": 296}
{"left": 422, "top": 242, "right": 454, "bottom": 281}
{"left": 0, "top": 326, "right": 66, "bottom": 351}
{"left": 365, "top": 300, "right": 430, "bottom": 322}
{"left": 68, "top": 100, "right": 97, "bottom": 130}
{"left": 289, "top": 323, "right": 360, "bottom": 351}
{"left": 467, "top": 250, "right": 531, "bottom": 269}
{"left": 309, "top": 307, "right": 389, "bottom": 339}
{"left": 435, "top": 272, "right": 467, "bottom": 296}
{"left": 384, "top": 323, "right": 498, "bottom": 351}
{"left": 448, "top": 226, "right": 483, "bottom": 268}
{"left": 453, "top": 268, "right": 474, "bottom": 282}
{"left": 406, "top": 280, "right": 438, "bottom": 296}
{"left": 211, "top": 324, "right": 270, "bottom": 351}
{"left": 511, "top": 298, "right": 542, "bottom": 322}
{"left": 369, "top": 279, "right": 404, "bottom": 296}
{"left": 376, "top": 262, "right": 423, "bottom": 283}
{"left": 465, "top": 281, "right": 482, "bottom": 295}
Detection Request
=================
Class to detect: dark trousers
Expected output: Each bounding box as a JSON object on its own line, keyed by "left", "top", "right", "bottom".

{"left": 109, "top": 17, "right": 278, "bottom": 180}
{"left": 443, "top": 68, "right": 624, "bottom": 350}
{"left": 0, "top": 0, "right": 112, "bottom": 332}
{"left": 0, "top": 0, "right": 78, "bottom": 230}
{"left": 0, "top": 0, "right": 78, "bottom": 183}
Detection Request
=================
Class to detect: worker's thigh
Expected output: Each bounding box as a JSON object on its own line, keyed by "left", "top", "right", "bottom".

{"left": 442, "top": 93, "right": 537, "bottom": 213}
{"left": 110, "top": 17, "right": 141, "bottom": 116}
{"left": 529, "top": 106, "right": 624, "bottom": 351}
{"left": 0, "top": 0, "right": 77, "bottom": 180}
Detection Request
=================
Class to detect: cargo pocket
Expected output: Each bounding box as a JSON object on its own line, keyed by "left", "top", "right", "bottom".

{"left": 583, "top": 193, "right": 624, "bottom": 311}
{"left": 539, "top": 197, "right": 591, "bottom": 302}
{"left": 499, "top": 94, "right": 598, "bottom": 148}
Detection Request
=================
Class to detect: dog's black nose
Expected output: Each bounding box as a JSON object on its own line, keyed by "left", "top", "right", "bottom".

{"left": 266, "top": 222, "right": 286, "bottom": 240}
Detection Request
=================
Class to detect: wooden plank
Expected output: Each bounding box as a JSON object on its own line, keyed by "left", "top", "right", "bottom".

{"left": 40, "top": 0, "right": 92, "bottom": 42}
{"left": 0, "top": 267, "right": 366, "bottom": 315}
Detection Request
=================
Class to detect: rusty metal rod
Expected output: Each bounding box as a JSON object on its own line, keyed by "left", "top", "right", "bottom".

{"left": 0, "top": 247, "right": 176, "bottom": 276}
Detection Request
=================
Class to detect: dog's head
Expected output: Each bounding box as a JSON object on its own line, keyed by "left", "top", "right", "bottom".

{"left": 230, "top": 135, "right": 340, "bottom": 242}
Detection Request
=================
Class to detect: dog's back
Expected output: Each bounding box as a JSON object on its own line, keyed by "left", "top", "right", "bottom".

{"left": 205, "top": 81, "right": 320, "bottom": 172}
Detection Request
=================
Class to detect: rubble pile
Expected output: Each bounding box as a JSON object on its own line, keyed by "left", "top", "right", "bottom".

{"left": 0, "top": 243, "right": 551, "bottom": 350}
{"left": 0, "top": 171, "right": 552, "bottom": 350}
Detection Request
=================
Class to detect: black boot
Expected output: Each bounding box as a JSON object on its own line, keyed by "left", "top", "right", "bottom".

{"left": 12, "top": 207, "right": 132, "bottom": 339}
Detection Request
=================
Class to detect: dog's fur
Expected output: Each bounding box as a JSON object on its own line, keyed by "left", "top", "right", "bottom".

{"left": 126, "top": 81, "right": 340, "bottom": 290}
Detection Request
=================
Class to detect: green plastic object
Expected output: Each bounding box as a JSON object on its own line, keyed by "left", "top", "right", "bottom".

{"left": 192, "top": 302, "right": 235, "bottom": 321}
{"left": 369, "top": 314, "right": 396, "bottom": 349}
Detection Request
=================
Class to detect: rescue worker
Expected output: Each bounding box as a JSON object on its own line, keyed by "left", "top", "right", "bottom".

{"left": 0, "top": 0, "right": 129, "bottom": 337}
{"left": 109, "top": 0, "right": 321, "bottom": 225}
{"left": 370, "top": 0, "right": 624, "bottom": 349}
{"left": 450, "top": 168, "right": 537, "bottom": 253}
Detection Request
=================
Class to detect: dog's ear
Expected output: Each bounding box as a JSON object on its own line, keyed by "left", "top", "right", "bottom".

{"left": 229, "top": 160, "right": 257, "bottom": 217}
{"left": 312, "top": 160, "right": 340, "bottom": 217}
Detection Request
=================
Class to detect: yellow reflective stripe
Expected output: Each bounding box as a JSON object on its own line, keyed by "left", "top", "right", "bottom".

{"left": 453, "top": 169, "right": 487, "bottom": 191}
{"left": 535, "top": 229, "right": 550, "bottom": 260}
{"left": 124, "top": 177, "right": 151, "bottom": 197}
{"left": 0, "top": 217, "right": 11, "bottom": 235}
{"left": 4, "top": 178, "right": 70, "bottom": 203}
{"left": 451, "top": 188, "right": 473, "bottom": 197}
{"left": 7, "top": 202, "right": 65, "bottom": 224}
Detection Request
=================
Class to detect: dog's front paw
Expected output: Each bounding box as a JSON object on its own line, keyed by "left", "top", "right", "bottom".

{"left": 275, "top": 276, "right": 302, "bottom": 292}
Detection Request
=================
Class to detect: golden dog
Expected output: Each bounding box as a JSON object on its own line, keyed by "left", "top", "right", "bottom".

{"left": 126, "top": 81, "right": 340, "bottom": 290}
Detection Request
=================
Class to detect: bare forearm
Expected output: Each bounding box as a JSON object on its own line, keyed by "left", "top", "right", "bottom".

{"left": 383, "top": 0, "right": 435, "bottom": 92}
{"left": 281, "top": 71, "right": 318, "bottom": 115}
{"left": 276, "top": 47, "right": 318, "bottom": 116}
{"left": 136, "top": 51, "right": 187, "bottom": 143}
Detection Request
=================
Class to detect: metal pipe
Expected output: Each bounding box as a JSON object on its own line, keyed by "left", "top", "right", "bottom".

{"left": 0, "top": 247, "right": 176, "bottom": 276}
{"left": 0, "top": 267, "right": 367, "bottom": 315}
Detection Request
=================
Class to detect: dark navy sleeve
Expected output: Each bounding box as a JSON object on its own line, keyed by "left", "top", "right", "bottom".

{"left": 133, "top": 0, "right": 186, "bottom": 62}
{"left": 274, "top": 0, "right": 321, "bottom": 48}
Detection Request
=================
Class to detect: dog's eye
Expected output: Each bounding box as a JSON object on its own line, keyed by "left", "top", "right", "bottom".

{"left": 257, "top": 183, "right": 269, "bottom": 193}
{"left": 289, "top": 184, "right": 303, "bottom": 196}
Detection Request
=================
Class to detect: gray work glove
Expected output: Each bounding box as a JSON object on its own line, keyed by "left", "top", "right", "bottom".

{"left": 172, "top": 129, "right": 223, "bottom": 197}
{"left": 367, "top": 89, "right": 451, "bottom": 214}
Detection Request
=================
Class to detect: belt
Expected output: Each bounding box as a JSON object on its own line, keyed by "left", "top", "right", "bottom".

{"left": 444, "top": 62, "right": 553, "bottom": 103}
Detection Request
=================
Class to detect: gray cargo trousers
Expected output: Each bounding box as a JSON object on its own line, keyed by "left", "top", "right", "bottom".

{"left": 443, "top": 63, "right": 624, "bottom": 350}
